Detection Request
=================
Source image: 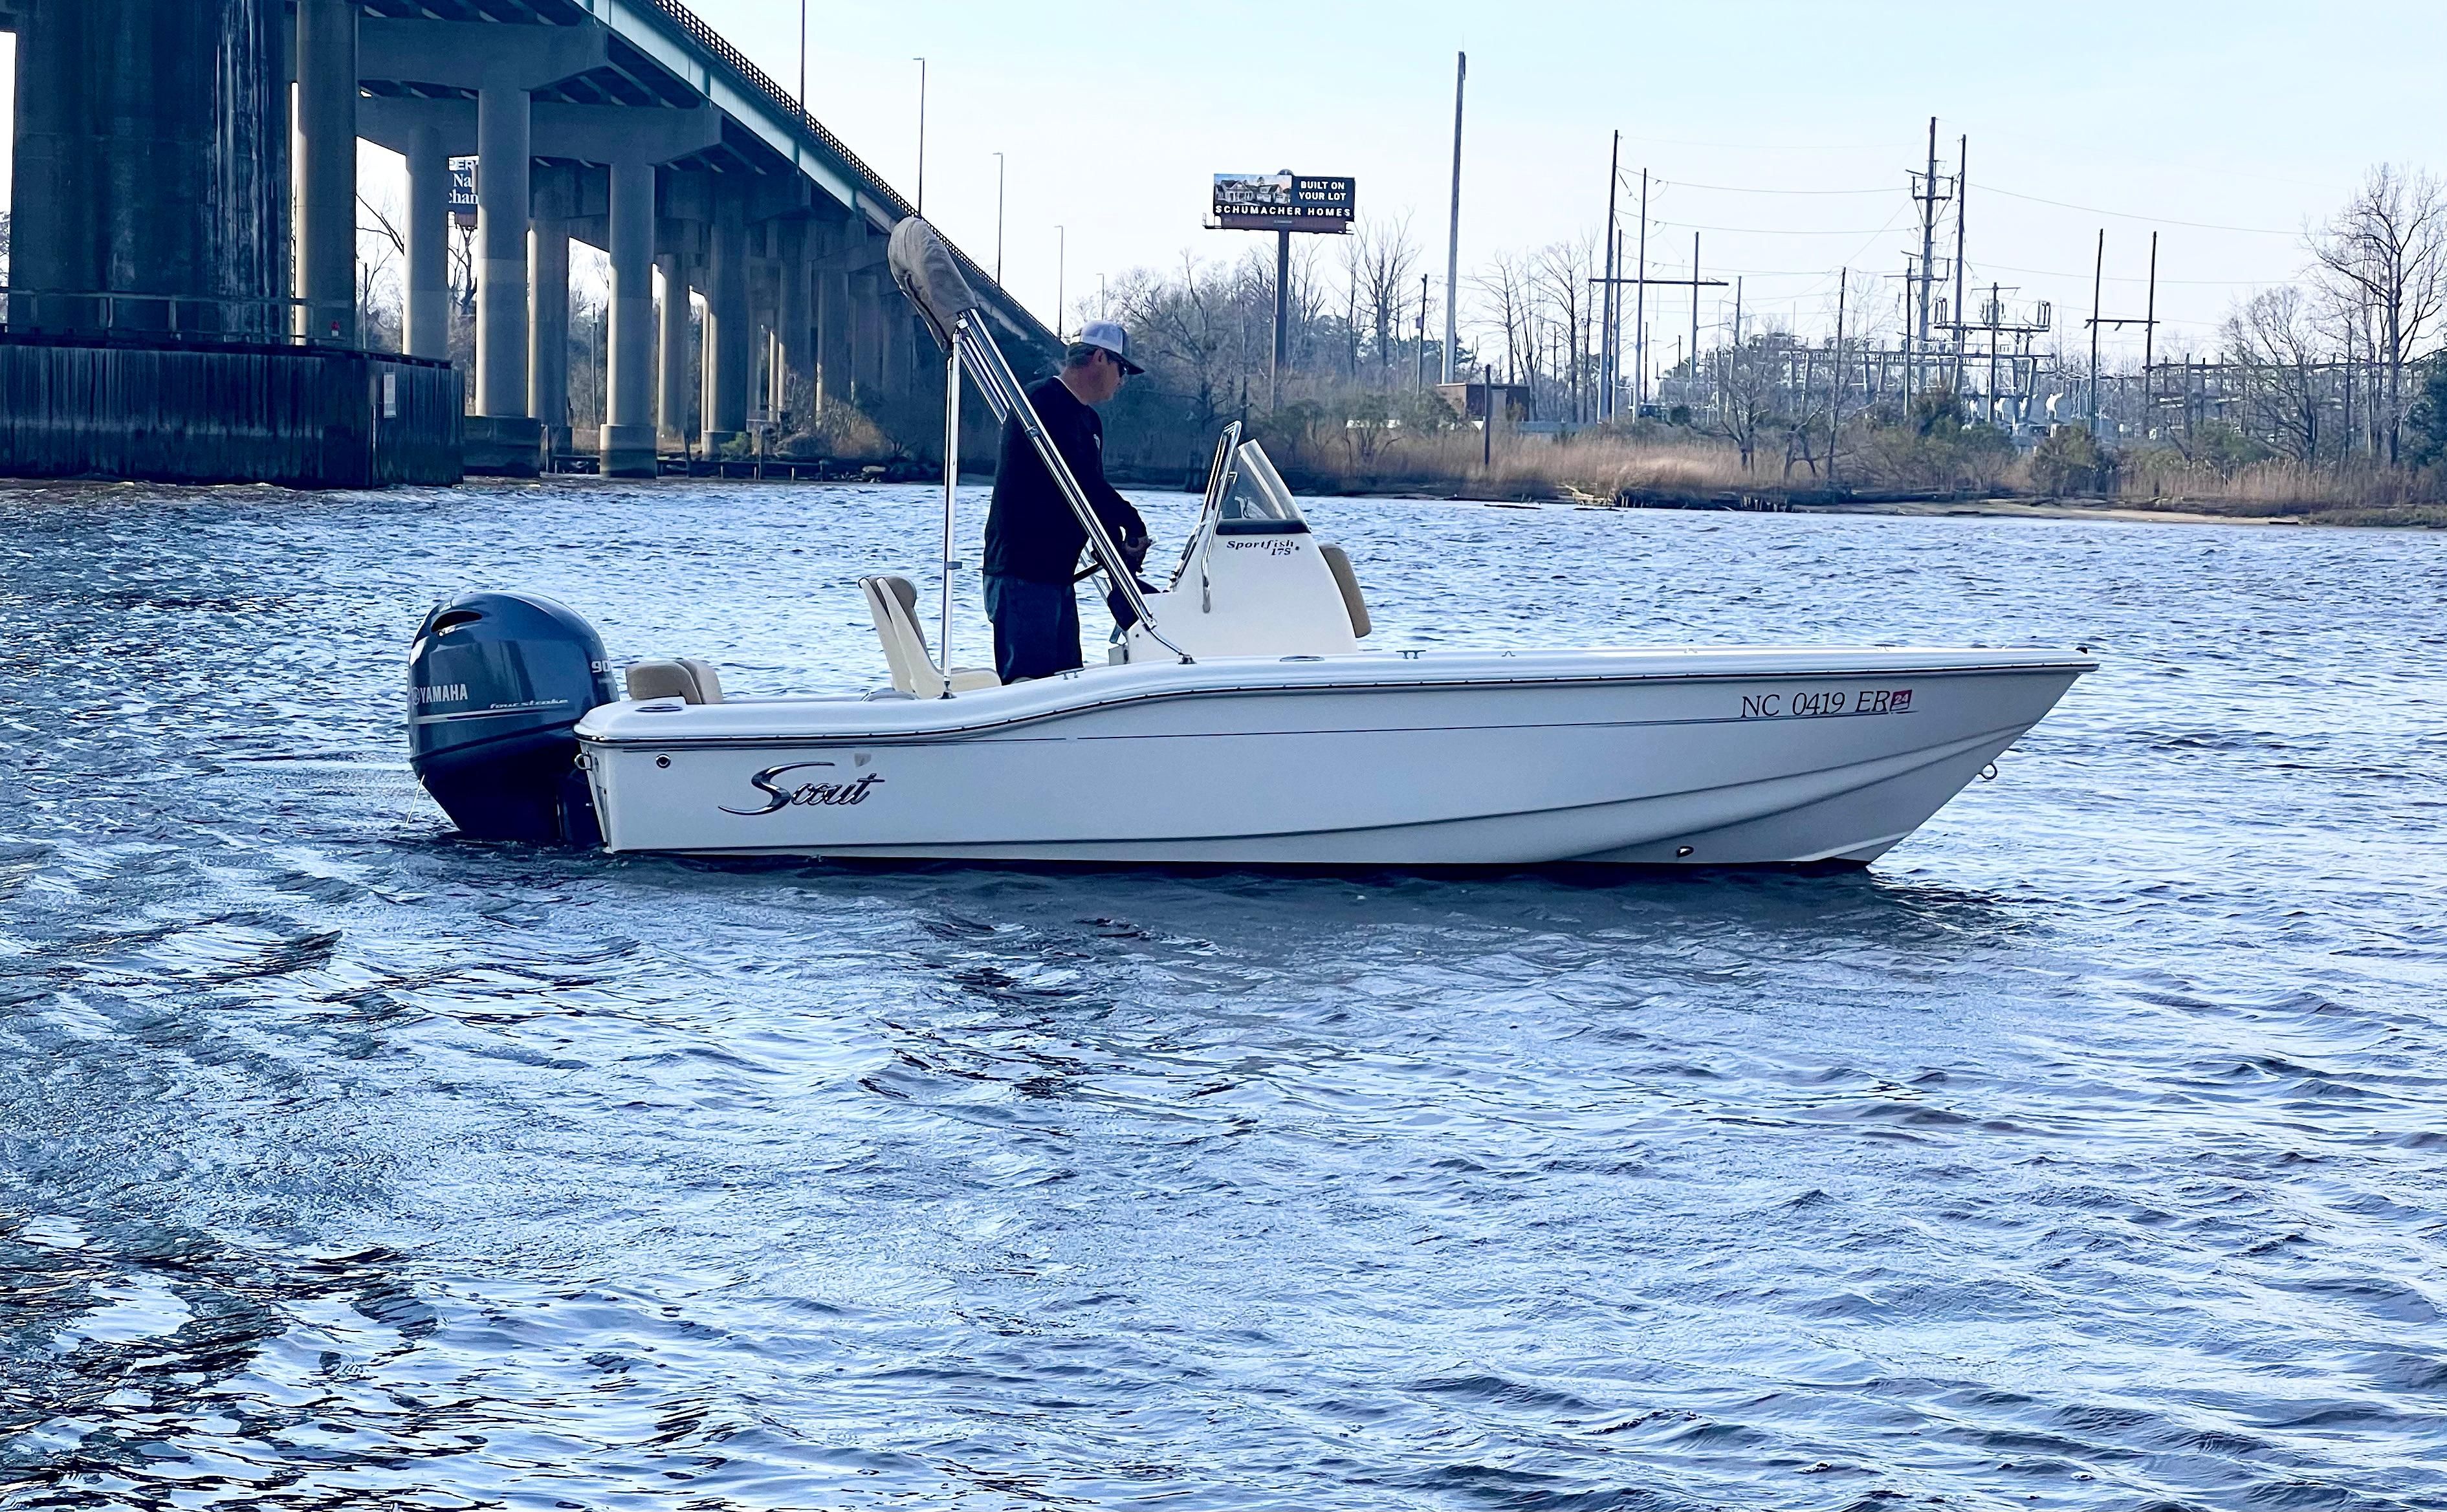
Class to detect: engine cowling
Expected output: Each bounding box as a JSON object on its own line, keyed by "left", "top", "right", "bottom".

{"left": 407, "top": 591, "right": 616, "bottom": 844}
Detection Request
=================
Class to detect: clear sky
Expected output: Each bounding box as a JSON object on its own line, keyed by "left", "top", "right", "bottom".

{"left": 5, "top": 3, "right": 2441, "bottom": 366}
{"left": 679, "top": 0, "right": 2442, "bottom": 365}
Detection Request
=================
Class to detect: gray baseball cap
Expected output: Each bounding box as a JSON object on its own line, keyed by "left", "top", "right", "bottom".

{"left": 1073, "top": 318, "right": 1145, "bottom": 375}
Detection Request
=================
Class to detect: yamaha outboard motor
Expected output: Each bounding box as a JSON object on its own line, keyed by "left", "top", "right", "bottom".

{"left": 408, "top": 591, "right": 617, "bottom": 845}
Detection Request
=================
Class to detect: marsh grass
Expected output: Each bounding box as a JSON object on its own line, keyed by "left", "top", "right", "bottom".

{"left": 1269, "top": 424, "right": 2447, "bottom": 524}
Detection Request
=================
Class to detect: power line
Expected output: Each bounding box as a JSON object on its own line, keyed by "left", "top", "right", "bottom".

{"left": 1615, "top": 132, "right": 1913, "bottom": 153}
{"left": 1653, "top": 180, "right": 1894, "bottom": 197}
{"left": 1977, "top": 184, "right": 2297, "bottom": 236}
{"left": 1649, "top": 221, "right": 1907, "bottom": 236}
{"left": 1978, "top": 258, "right": 2270, "bottom": 287}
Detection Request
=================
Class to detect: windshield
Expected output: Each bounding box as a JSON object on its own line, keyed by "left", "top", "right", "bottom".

{"left": 1215, "top": 441, "right": 1308, "bottom": 532}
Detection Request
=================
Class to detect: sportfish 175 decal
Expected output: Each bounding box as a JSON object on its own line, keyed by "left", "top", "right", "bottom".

{"left": 720, "top": 761, "right": 886, "bottom": 816}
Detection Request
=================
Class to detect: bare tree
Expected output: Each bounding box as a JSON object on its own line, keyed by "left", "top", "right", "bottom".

{"left": 1114, "top": 254, "right": 1240, "bottom": 429}
{"left": 2224, "top": 285, "right": 2328, "bottom": 461}
{"left": 2310, "top": 164, "right": 2447, "bottom": 463}
{"left": 1706, "top": 332, "right": 1784, "bottom": 468}
{"left": 357, "top": 194, "right": 406, "bottom": 350}
{"left": 1531, "top": 234, "right": 1597, "bottom": 422}
{"left": 1473, "top": 252, "right": 1535, "bottom": 390}
{"left": 1344, "top": 214, "right": 1419, "bottom": 386}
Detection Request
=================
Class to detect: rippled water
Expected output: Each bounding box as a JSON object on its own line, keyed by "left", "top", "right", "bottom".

{"left": 3, "top": 477, "right": 2444, "bottom": 1511}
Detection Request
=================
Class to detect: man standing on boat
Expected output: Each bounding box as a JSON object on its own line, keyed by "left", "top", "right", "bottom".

{"left": 982, "top": 320, "right": 1152, "bottom": 683}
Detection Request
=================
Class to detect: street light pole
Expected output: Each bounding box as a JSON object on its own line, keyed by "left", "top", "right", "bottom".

{"left": 993, "top": 152, "right": 1005, "bottom": 283}
{"left": 1055, "top": 225, "right": 1066, "bottom": 342}
{"left": 796, "top": 0, "right": 807, "bottom": 111}
{"left": 912, "top": 58, "right": 927, "bottom": 215}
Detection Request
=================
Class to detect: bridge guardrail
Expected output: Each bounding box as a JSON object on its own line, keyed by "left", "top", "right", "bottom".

{"left": 638, "top": 0, "right": 1053, "bottom": 351}
{"left": 0, "top": 287, "right": 359, "bottom": 347}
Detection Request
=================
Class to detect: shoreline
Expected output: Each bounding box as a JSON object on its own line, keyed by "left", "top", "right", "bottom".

{"left": 1279, "top": 487, "right": 2447, "bottom": 530}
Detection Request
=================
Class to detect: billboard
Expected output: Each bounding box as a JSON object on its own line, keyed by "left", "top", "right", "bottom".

{"left": 1213, "top": 173, "right": 1355, "bottom": 233}
{"left": 450, "top": 157, "right": 478, "bottom": 226}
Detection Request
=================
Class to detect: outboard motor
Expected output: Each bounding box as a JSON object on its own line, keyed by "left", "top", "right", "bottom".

{"left": 407, "top": 591, "right": 617, "bottom": 845}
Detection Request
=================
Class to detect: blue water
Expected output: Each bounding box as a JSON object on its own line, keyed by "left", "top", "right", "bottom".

{"left": 3, "top": 478, "right": 2444, "bottom": 1511}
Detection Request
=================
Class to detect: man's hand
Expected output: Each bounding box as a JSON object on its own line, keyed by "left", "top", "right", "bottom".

{"left": 1120, "top": 533, "right": 1152, "bottom": 573}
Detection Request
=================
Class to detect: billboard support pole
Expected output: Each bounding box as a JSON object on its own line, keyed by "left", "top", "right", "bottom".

{"left": 1273, "top": 228, "right": 1291, "bottom": 408}
{"left": 1209, "top": 171, "right": 1353, "bottom": 405}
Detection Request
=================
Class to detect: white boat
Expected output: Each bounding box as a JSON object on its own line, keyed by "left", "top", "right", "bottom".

{"left": 408, "top": 219, "right": 2090, "bottom": 868}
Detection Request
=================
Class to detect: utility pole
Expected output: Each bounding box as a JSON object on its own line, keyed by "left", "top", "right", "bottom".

{"left": 1988, "top": 281, "right": 2001, "bottom": 424}
{"left": 1900, "top": 257, "right": 1914, "bottom": 398}
{"left": 993, "top": 152, "right": 1005, "bottom": 282}
{"left": 1418, "top": 273, "right": 1429, "bottom": 389}
{"left": 1607, "top": 229, "right": 1621, "bottom": 421}
{"left": 912, "top": 58, "right": 927, "bottom": 215}
{"left": 1481, "top": 362, "right": 1493, "bottom": 469}
{"left": 1633, "top": 170, "right": 1649, "bottom": 411}
{"left": 1442, "top": 52, "right": 1466, "bottom": 384}
{"left": 1830, "top": 268, "right": 1847, "bottom": 488}
{"left": 2142, "top": 232, "right": 2158, "bottom": 437}
{"left": 1586, "top": 247, "right": 1724, "bottom": 413}
{"left": 2085, "top": 239, "right": 2160, "bottom": 442}
{"left": 1601, "top": 130, "right": 1620, "bottom": 422}
{"left": 1915, "top": 116, "right": 1938, "bottom": 398}
{"left": 2088, "top": 228, "right": 2103, "bottom": 435}
{"left": 1951, "top": 133, "right": 1968, "bottom": 399}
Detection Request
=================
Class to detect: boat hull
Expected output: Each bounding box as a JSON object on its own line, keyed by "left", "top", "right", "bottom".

{"left": 575, "top": 648, "right": 2089, "bottom": 868}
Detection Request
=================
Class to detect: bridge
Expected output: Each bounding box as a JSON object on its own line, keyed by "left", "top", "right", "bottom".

{"left": 0, "top": 0, "right": 1051, "bottom": 483}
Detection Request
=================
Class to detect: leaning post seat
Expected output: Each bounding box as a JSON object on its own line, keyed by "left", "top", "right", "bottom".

{"left": 859, "top": 575, "right": 1001, "bottom": 697}
{"left": 624, "top": 658, "right": 725, "bottom": 704}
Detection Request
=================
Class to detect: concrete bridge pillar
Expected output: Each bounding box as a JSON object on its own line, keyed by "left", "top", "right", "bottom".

{"left": 474, "top": 76, "right": 535, "bottom": 466}
{"left": 776, "top": 219, "right": 813, "bottom": 426}
{"left": 404, "top": 124, "right": 450, "bottom": 360}
{"left": 853, "top": 268, "right": 888, "bottom": 401}
{"left": 702, "top": 195, "right": 750, "bottom": 451}
{"left": 8, "top": 0, "right": 291, "bottom": 338}
{"left": 357, "top": 19, "right": 609, "bottom": 474}
{"left": 295, "top": 0, "right": 358, "bottom": 345}
{"left": 529, "top": 216, "right": 571, "bottom": 448}
{"left": 656, "top": 250, "right": 694, "bottom": 452}
{"left": 602, "top": 160, "right": 659, "bottom": 477}
{"left": 815, "top": 258, "right": 851, "bottom": 415}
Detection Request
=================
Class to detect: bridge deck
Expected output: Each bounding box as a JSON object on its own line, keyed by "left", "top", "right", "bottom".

{"left": 356, "top": 0, "right": 1046, "bottom": 354}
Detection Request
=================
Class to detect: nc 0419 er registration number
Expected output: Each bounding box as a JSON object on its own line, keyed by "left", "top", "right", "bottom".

{"left": 1740, "top": 687, "right": 1913, "bottom": 719}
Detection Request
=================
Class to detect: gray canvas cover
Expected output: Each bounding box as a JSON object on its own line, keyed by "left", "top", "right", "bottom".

{"left": 888, "top": 216, "right": 981, "bottom": 352}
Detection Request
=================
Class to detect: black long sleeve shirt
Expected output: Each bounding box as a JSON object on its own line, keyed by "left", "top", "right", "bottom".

{"left": 983, "top": 377, "right": 1147, "bottom": 584}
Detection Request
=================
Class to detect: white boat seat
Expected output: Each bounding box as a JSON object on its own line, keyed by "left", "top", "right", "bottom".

{"left": 860, "top": 575, "right": 1001, "bottom": 698}
{"left": 624, "top": 657, "right": 725, "bottom": 704}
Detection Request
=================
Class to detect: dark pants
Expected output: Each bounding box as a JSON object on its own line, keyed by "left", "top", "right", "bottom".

{"left": 985, "top": 573, "right": 1082, "bottom": 683}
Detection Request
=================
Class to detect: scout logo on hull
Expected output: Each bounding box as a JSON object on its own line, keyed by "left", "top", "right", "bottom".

{"left": 720, "top": 761, "right": 886, "bottom": 816}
